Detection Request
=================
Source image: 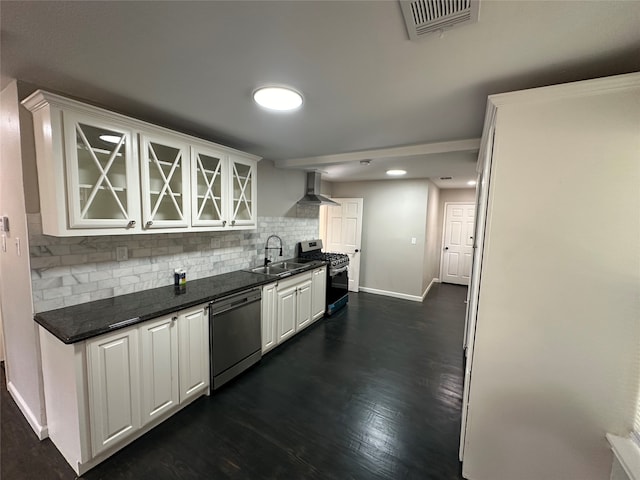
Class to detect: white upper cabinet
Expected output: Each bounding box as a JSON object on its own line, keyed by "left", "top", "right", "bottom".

{"left": 140, "top": 131, "right": 190, "bottom": 229}
{"left": 229, "top": 155, "right": 256, "bottom": 227}
{"left": 22, "top": 90, "right": 260, "bottom": 236}
{"left": 63, "top": 111, "right": 139, "bottom": 229}
{"left": 191, "top": 144, "right": 229, "bottom": 228}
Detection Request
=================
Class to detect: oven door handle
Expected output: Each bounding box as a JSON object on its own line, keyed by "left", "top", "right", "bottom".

{"left": 330, "top": 265, "right": 349, "bottom": 275}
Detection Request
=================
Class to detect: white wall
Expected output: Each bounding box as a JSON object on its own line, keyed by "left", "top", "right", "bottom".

{"left": 463, "top": 80, "right": 640, "bottom": 480}
{"left": 422, "top": 180, "right": 440, "bottom": 293}
{"left": 332, "top": 179, "right": 431, "bottom": 299}
{"left": 257, "top": 159, "right": 316, "bottom": 218}
{"left": 0, "top": 80, "right": 46, "bottom": 437}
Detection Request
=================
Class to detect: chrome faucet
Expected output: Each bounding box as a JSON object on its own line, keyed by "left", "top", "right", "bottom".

{"left": 264, "top": 235, "right": 283, "bottom": 267}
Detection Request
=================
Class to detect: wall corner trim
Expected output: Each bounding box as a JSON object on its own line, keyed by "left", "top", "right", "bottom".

{"left": 422, "top": 278, "right": 440, "bottom": 300}
{"left": 607, "top": 433, "right": 640, "bottom": 480}
{"left": 7, "top": 381, "right": 48, "bottom": 440}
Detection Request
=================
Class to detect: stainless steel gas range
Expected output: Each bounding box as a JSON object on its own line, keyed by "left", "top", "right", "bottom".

{"left": 297, "top": 239, "right": 349, "bottom": 315}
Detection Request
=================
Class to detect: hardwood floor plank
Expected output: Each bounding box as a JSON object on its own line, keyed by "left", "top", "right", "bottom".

{"left": 2, "top": 283, "right": 467, "bottom": 479}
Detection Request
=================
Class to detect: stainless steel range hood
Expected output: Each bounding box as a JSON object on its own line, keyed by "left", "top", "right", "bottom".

{"left": 297, "top": 172, "right": 340, "bottom": 206}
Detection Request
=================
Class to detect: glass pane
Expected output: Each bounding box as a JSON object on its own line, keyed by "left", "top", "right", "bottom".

{"left": 232, "top": 163, "right": 252, "bottom": 221}
{"left": 75, "top": 123, "right": 128, "bottom": 220}
{"left": 147, "top": 141, "right": 184, "bottom": 222}
{"left": 153, "top": 193, "right": 182, "bottom": 220}
{"left": 196, "top": 153, "right": 222, "bottom": 221}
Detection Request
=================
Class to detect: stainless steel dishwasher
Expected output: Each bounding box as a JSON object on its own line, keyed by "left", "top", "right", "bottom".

{"left": 210, "top": 288, "right": 262, "bottom": 390}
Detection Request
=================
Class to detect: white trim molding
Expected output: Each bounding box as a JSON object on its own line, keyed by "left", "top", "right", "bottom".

{"left": 607, "top": 434, "right": 640, "bottom": 480}
{"left": 359, "top": 286, "right": 423, "bottom": 302}
{"left": 7, "top": 381, "right": 48, "bottom": 440}
{"left": 422, "top": 278, "right": 440, "bottom": 300}
{"left": 274, "top": 138, "right": 480, "bottom": 169}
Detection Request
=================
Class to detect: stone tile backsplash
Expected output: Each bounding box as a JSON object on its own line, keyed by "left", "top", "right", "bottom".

{"left": 28, "top": 208, "right": 319, "bottom": 312}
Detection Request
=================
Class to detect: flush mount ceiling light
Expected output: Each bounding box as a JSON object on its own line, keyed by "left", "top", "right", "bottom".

{"left": 386, "top": 169, "right": 407, "bottom": 176}
{"left": 99, "top": 134, "right": 122, "bottom": 144}
{"left": 253, "top": 86, "right": 303, "bottom": 111}
{"left": 360, "top": 160, "right": 372, "bottom": 166}
{"left": 467, "top": 180, "right": 477, "bottom": 186}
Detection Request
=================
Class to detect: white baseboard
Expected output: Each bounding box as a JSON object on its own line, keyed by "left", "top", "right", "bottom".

{"left": 7, "top": 380, "right": 48, "bottom": 440}
{"left": 422, "top": 278, "right": 440, "bottom": 300}
{"left": 359, "top": 286, "right": 423, "bottom": 302}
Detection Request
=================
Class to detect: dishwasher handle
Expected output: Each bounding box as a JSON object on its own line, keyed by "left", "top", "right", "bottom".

{"left": 210, "top": 288, "right": 261, "bottom": 316}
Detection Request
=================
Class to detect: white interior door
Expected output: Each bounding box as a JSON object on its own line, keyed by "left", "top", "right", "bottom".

{"left": 324, "top": 198, "right": 363, "bottom": 292}
{"left": 440, "top": 203, "right": 475, "bottom": 285}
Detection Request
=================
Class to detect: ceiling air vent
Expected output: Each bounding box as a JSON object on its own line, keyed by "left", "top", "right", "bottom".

{"left": 400, "top": 0, "right": 480, "bottom": 40}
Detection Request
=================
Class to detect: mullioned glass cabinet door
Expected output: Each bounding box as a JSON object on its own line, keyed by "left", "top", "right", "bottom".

{"left": 191, "top": 145, "right": 228, "bottom": 227}
{"left": 139, "top": 132, "right": 190, "bottom": 229}
{"left": 63, "top": 111, "right": 139, "bottom": 229}
{"left": 228, "top": 155, "right": 256, "bottom": 227}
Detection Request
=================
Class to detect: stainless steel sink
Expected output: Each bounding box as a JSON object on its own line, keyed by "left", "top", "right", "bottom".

{"left": 271, "top": 261, "right": 305, "bottom": 270}
{"left": 248, "top": 261, "right": 307, "bottom": 277}
{"left": 250, "top": 266, "right": 288, "bottom": 275}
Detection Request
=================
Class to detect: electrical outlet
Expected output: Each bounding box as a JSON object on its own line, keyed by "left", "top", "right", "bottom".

{"left": 116, "top": 246, "right": 128, "bottom": 261}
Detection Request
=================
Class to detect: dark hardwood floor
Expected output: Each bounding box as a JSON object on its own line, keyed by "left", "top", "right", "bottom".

{"left": 2, "top": 283, "right": 467, "bottom": 479}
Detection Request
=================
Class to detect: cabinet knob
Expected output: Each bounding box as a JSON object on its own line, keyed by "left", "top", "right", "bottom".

{"left": 222, "top": 220, "right": 227, "bottom": 227}
{"left": 146, "top": 221, "right": 153, "bottom": 227}
{"left": 231, "top": 220, "right": 236, "bottom": 226}
{"left": 127, "top": 220, "right": 136, "bottom": 228}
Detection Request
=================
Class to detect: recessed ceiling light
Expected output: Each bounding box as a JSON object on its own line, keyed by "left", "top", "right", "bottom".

{"left": 386, "top": 169, "right": 407, "bottom": 176}
{"left": 99, "top": 134, "right": 122, "bottom": 144}
{"left": 360, "top": 160, "right": 371, "bottom": 166}
{"left": 253, "top": 86, "right": 303, "bottom": 111}
{"left": 467, "top": 180, "right": 477, "bottom": 186}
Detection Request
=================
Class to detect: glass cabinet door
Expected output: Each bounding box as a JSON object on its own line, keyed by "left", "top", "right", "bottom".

{"left": 229, "top": 156, "right": 256, "bottom": 227}
{"left": 63, "top": 111, "right": 138, "bottom": 229}
{"left": 140, "top": 132, "right": 190, "bottom": 229}
{"left": 191, "top": 145, "right": 228, "bottom": 227}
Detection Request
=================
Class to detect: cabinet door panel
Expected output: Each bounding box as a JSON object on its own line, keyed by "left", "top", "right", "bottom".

{"left": 63, "top": 111, "right": 138, "bottom": 229}
{"left": 191, "top": 145, "right": 228, "bottom": 227}
{"left": 312, "top": 267, "right": 327, "bottom": 321}
{"left": 87, "top": 329, "right": 140, "bottom": 456}
{"left": 261, "top": 283, "right": 278, "bottom": 353}
{"left": 140, "top": 132, "right": 190, "bottom": 229}
{"left": 228, "top": 155, "right": 256, "bottom": 227}
{"left": 277, "top": 286, "right": 297, "bottom": 343}
{"left": 296, "top": 281, "right": 313, "bottom": 331}
{"left": 140, "top": 315, "right": 179, "bottom": 425}
{"left": 178, "top": 305, "right": 210, "bottom": 402}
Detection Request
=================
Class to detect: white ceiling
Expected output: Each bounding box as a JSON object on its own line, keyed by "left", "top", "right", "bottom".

{"left": 2, "top": 1, "right": 639, "bottom": 187}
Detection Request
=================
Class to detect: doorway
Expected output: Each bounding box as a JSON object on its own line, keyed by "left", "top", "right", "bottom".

{"left": 320, "top": 198, "right": 363, "bottom": 292}
{"left": 440, "top": 203, "right": 475, "bottom": 285}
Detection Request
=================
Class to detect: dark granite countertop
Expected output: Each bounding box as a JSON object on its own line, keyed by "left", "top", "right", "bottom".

{"left": 35, "top": 270, "right": 280, "bottom": 344}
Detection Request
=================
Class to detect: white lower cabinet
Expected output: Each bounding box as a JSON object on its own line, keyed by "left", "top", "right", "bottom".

{"left": 264, "top": 270, "right": 322, "bottom": 351}
{"left": 177, "top": 305, "right": 209, "bottom": 403}
{"left": 311, "top": 266, "right": 327, "bottom": 321}
{"left": 277, "top": 284, "right": 298, "bottom": 343}
{"left": 139, "top": 315, "right": 179, "bottom": 426}
{"left": 38, "top": 303, "right": 210, "bottom": 476}
{"left": 261, "top": 282, "right": 278, "bottom": 353}
{"left": 87, "top": 328, "right": 141, "bottom": 456}
{"left": 295, "top": 279, "right": 313, "bottom": 331}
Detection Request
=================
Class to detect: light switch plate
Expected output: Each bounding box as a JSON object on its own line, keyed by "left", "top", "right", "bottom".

{"left": 411, "top": 237, "right": 417, "bottom": 245}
